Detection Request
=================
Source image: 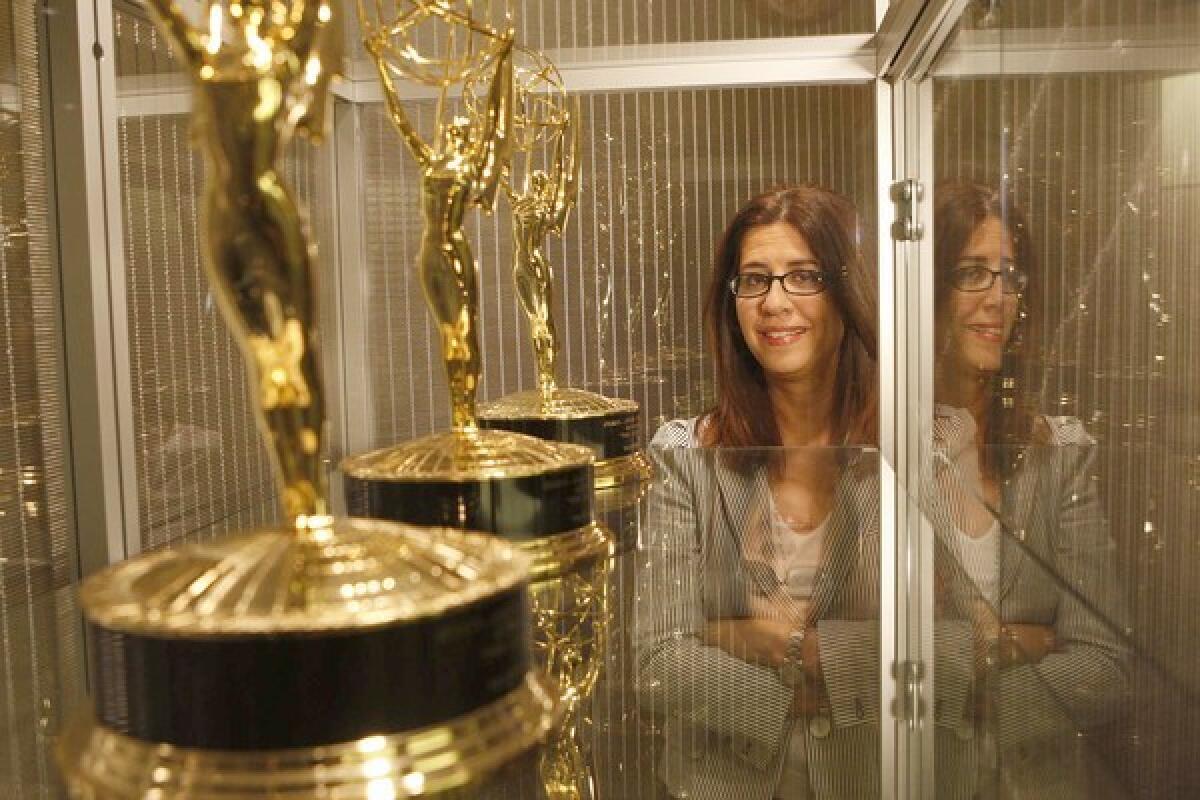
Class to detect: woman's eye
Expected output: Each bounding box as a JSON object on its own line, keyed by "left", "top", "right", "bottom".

{"left": 742, "top": 274, "right": 769, "bottom": 289}
{"left": 961, "top": 265, "right": 989, "bottom": 283}
{"left": 784, "top": 271, "right": 820, "bottom": 289}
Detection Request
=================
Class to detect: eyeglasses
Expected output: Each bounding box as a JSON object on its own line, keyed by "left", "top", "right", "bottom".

{"left": 729, "top": 269, "right": 827, "bottom": 298}
{"left": 949, "top": 262, "right": 1028, "bottom": 295}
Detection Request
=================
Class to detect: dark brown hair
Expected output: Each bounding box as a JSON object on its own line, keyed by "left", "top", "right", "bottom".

{"left": 934, "top": 180, "right": 1043, "bottom": 469}
{"left": 700, "top": 185, "right": 878, "bottom": 451}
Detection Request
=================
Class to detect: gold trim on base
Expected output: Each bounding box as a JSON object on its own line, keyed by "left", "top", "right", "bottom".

{"left": 594, "top": 480, "right": 650, "bottom": 520}
{"left": 478, "top": 388, "right": 637, "bottom": 420}
{"left": 59, "top": 672, "right": 558, "bottom": 799}
{"left": 518, "top": 522, "right": 613, "bottom": 585}
{"left": 79, "top": 518, "right": 528, "bottom": 637}
{"left": 341, "top": 427, "right": 593, "bottom": 483}
{"left": 593, "top": 450, "right": 652, "bottom": 493}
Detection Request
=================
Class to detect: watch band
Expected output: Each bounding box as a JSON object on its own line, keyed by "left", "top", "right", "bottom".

{"left": 779, "top": 626, "right": 807, "bottom": 688}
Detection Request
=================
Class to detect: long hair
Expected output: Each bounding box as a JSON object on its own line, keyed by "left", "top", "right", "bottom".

{"left": 700, "top": 185, "right": 878, "bottom": 452}
{"left": 934, "top": 180, "right": 1043, "bottom": 474}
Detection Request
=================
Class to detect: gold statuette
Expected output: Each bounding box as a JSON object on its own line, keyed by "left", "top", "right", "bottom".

{"left": 345, "top": 18, "right": 616, "bottom": 799}
{"left": 140, "top": 0, "right": 343, "bottom": 524}
{"left": 346, "top": 1, "right": 611, "bottom": 580}
{"left": 475, "top": 47, "right": 650, "bottom": 511}
{"left": 358, "top": 0, "right": 514, "bottom": 430}
{"left": 59, "top": 3, "right": 554, "bottom": 797}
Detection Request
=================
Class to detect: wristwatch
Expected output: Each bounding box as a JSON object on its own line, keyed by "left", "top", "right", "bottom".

{"left": 779, "top": 626, "right": 807, "bottom": 688}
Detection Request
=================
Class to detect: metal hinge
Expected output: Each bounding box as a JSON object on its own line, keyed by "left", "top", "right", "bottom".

{"left": 892, "top": 660, "right": 926, "bottom": 728}
{"left": 890, "top": 179, "right": 924, "bottom": 242}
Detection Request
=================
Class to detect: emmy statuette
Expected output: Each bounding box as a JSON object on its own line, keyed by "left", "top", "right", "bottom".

{"left": 343, "top": 0, "right": 611, "bottom": 601}
{"left": 58, "top": 2, "right": 554, "bottom": 797}
{"left": 474, "top": 48, "right": 650, "bottom": 516}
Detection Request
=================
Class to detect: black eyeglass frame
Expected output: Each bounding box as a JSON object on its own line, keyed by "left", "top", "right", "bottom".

{"left": 728, "top": 269, "right": 829, "bottom": 298}
{"left": 948, "top": 263, "right": 1029, "bottom": 295}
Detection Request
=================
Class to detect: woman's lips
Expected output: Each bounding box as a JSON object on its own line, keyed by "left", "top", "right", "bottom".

{"left": 758, "top": 327, "right": 808, "bottom": 345}
{"left": 966, "top": 324, "right": 1003, "bottom": 343}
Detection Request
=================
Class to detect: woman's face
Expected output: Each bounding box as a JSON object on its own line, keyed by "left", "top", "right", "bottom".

{"left": 939, "top": 215, "right": 1020, "bottom": 376}
{"left": 735, "top": 222, "right": 845, "bottom": 387}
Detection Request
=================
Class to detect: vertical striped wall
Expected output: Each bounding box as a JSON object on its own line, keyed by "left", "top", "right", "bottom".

{"left": 345, "top": 0, "right": 876, "bottom": 63}
{"left": 0, "top": 0, "right": 83, "bottom": 795}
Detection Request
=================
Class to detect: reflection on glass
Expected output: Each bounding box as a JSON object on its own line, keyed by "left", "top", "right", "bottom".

{"left": 930, "top": 182, "right": 1132, "bottom": 798}
{"left": 634, "top": 186, "right": 883, "bottom": 799}
{"left": 933, "top": 0, "right": 1200, "bottom": 789}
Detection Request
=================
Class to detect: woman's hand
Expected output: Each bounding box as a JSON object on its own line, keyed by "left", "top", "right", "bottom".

{"left": 703, "top": 596, "right": 821, "bottom": 669}
{"left": 972, "top": 599, "right": 1057, "bottom": 669}
{"left": 1001, "top": 623, "right": 1057, "bottom": 665}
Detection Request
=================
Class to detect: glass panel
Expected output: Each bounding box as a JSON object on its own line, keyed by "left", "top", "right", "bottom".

{"left": 928, "top": 2, "right": 1200, "bottom": 795}
{"left": 945, "top": 0, "right": 1199, "bottom": 48}
{"left": 0, "top": 0, "right": 84, "bottom": 795}
{"left": 922, "top": 434, "right": 1132, "bottom": 799}
{"left": 635, "top": 445, "right": 881, "bottom": 798}
{"left": 351, "top": 81, "right": 880, "bottom": 797}
{"left": 589, "top": 491, "right": 655, "bottom": 798}
{"left": 113, "top": 5, "right": 335, "bottom": 550}
{"left": 356, "top": 84, "right": 878, "bottom": 449}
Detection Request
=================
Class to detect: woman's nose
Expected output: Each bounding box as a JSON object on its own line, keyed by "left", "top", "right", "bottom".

{"left": 759, "top": 279, "right": 793, "bottom": 312}
{"left": 981, "top": 277, "right": 1004, "bottom": 308}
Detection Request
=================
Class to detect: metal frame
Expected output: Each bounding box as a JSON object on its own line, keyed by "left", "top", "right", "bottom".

{"left": 328, "top": 97, "right": 372, "bottom": 506}
{"left": 876, "top": 1, "right": 971, "bottom": 796}
{"left": 881, "top": 0, "right": 973, "bottom": 81}
{"left": 112, "top": 22, "right": 1195, "bottom": 119}
{"left": 874, "top": 76, "right": 903, "bottom": 800}
{"left": 876, "top": 74, "right": 938, "bottom": 800}
{"left": 45, "top": 0, "right": 140, "bottom": 570}
{"left": 933, "top": 26, "right": 1200, "bottom": 76}
{"left": 303, "top": 98, "right": 352, "bottom": 518}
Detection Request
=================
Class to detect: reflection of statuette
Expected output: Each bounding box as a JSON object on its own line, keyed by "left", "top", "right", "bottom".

{"left": 473, "top": 46, "right": 651, "bottom": 509}
{"left": 60, "top": 2, "right": 555, "bottom": 797}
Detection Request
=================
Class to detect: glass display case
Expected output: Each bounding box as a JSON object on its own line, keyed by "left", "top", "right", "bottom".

{"left": 2, "top": 0, "right": 1198, "bottom": 797}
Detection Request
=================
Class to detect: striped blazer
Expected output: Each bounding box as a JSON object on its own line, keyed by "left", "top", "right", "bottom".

{"left": 633, "top": 412, "right": 1129, "bottom": 800}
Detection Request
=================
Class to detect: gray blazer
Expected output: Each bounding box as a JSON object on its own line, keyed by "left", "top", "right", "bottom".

{"left": 633, "top": 413, "right": 1129, "bottom": 800}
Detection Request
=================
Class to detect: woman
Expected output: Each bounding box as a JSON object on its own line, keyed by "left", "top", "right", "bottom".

{"left": 635, "top": 185, "right": 978, "bottom": 799}
{"left": 931, "top": 181, "right": 1129, "bottom": 799}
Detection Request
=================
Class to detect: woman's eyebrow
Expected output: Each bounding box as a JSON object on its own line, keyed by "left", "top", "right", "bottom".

{"left": 956, "top": 256, "right": 1017, "bottom": 267}
{"left": 738, "top": 258, "right": 820, "bottom": 269}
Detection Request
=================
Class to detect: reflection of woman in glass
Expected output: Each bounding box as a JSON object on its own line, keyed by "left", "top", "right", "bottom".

{"left": 933, "top": 180, "right": 1129, "bottom": 799}
{"left": 635, "top": 185, "right": 889, "bottom": 799}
